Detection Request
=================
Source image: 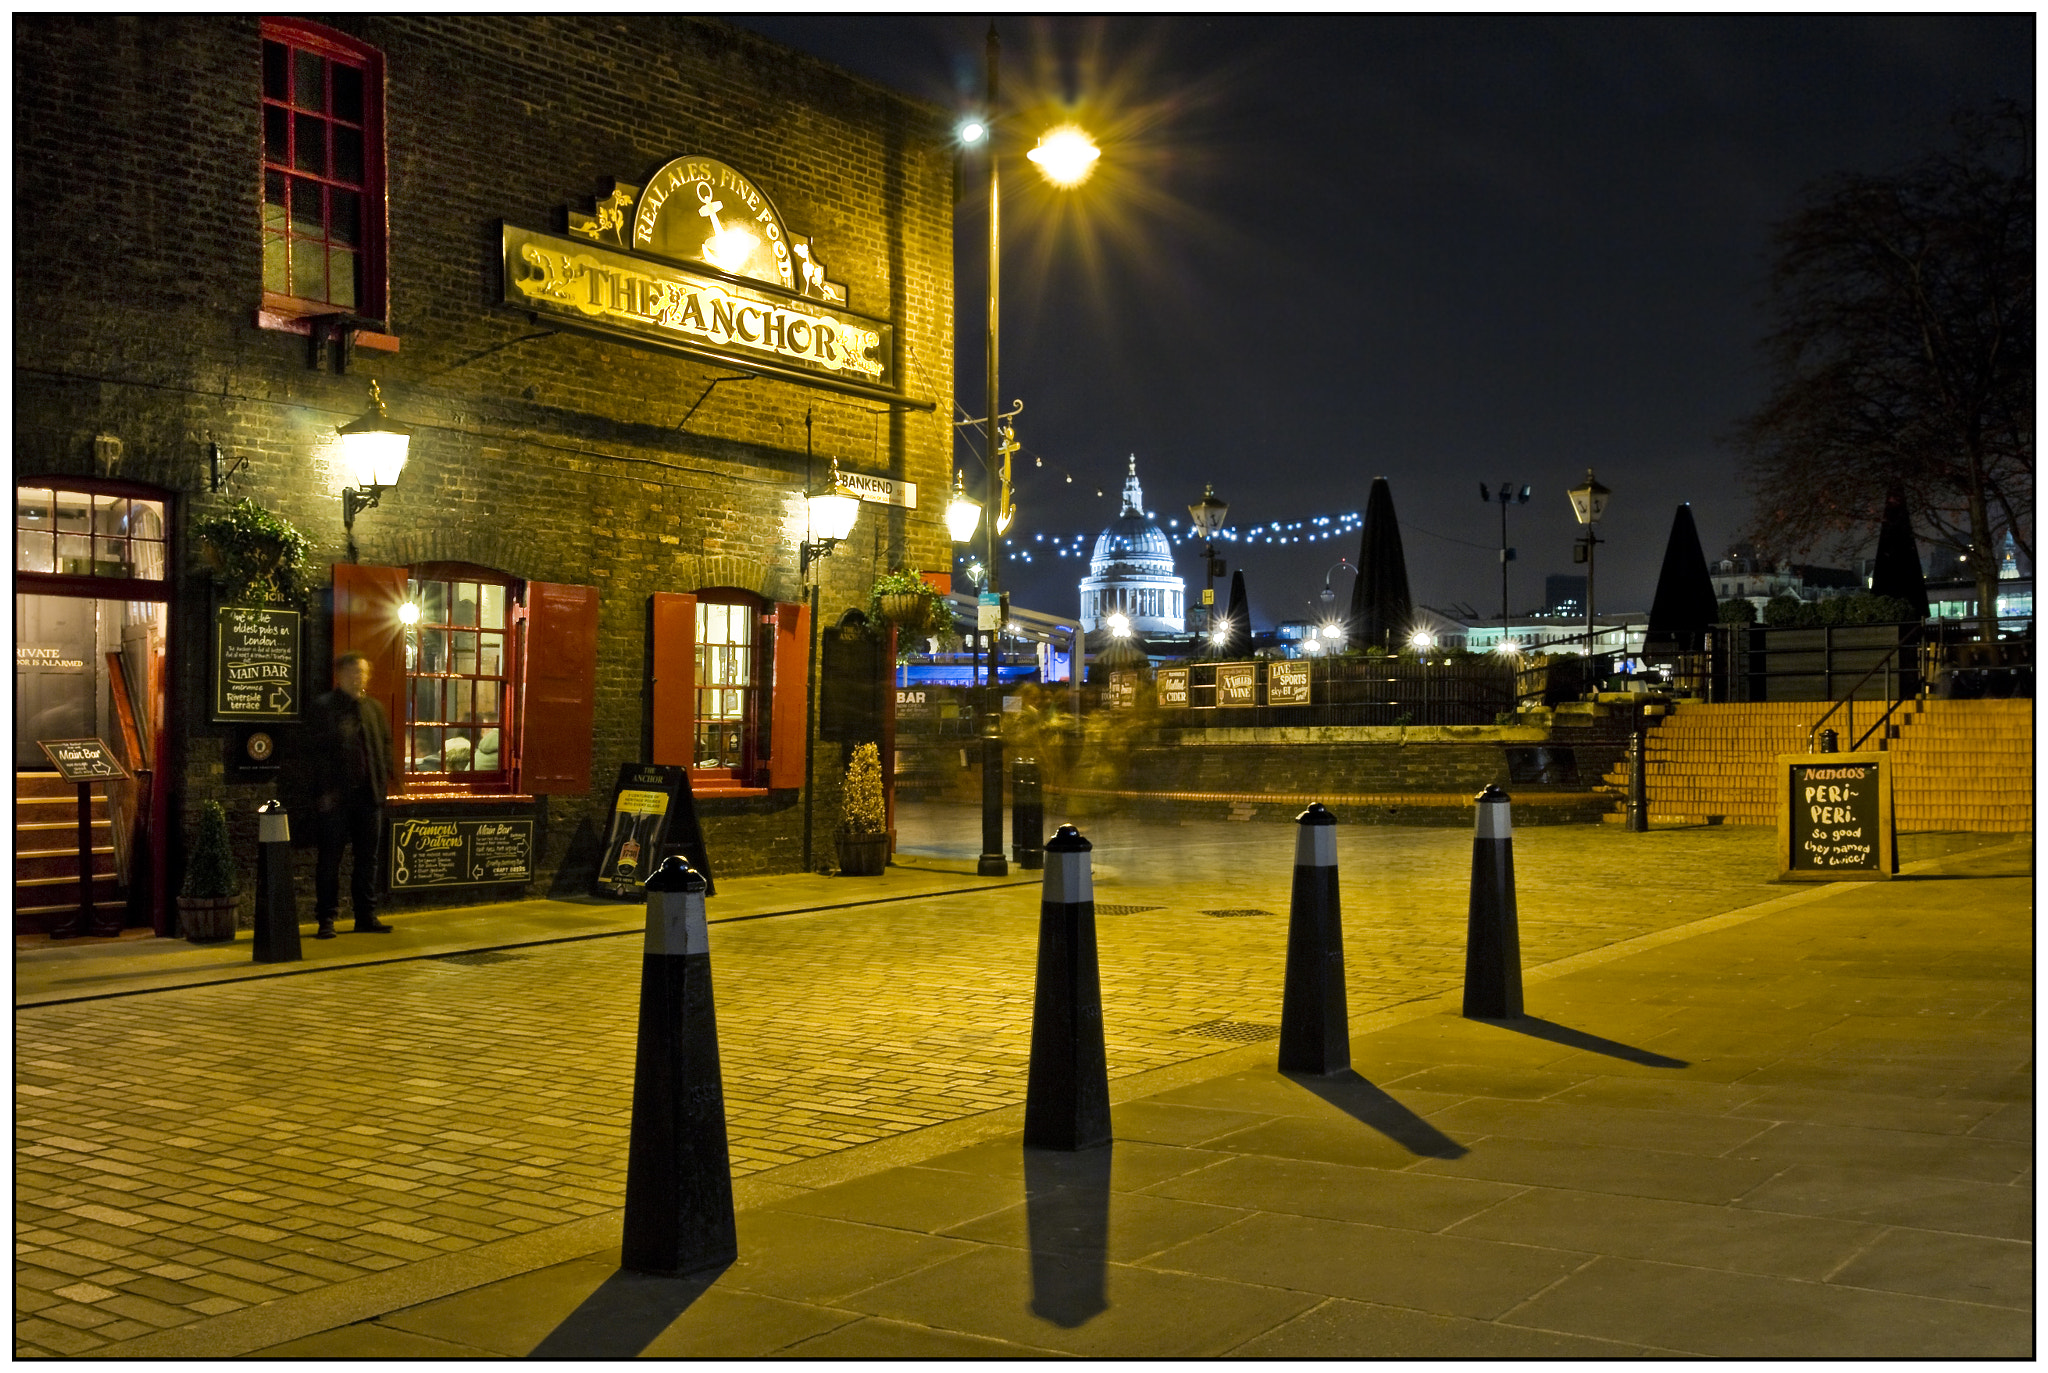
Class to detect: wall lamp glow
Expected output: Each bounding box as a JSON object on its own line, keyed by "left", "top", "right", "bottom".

{"left": 1028, "top": 125, "right": 1101, "bottom": 187}
{"left": 799, "top": 459, "right": 862, "bottom": 580}
{"left": 338, "top": 380, "right": 411, "bottom": 533}
{"left": 945, "top": 469, "right": 983, "bottom": 544}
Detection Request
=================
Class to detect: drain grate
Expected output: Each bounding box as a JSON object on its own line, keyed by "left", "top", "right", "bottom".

{"left": 1176, "top": 1019, "right": 1283, "bottom": 1043}
{"left": 1202, "top": 908, "right": 1275, "bottom": 919}
{"left": 436, "top": 950, "right": 527, "bottom": 966}
{"left": 1093, "top": 904, "right": 1164, "bottom": 916}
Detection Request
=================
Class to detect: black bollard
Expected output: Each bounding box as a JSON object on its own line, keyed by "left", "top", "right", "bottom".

{"left": 621, "top": 856, "right": 737, "bottom": 1277}
{"left": 1012, "top": 757, "right": 1044, "bottom": 871}
{"left": 1817, "top": 728, "right": 1839, "bottom": 754}
{"left": 1627, "top": 726, "right": 1649, "bottom": 833}
{"left": 252, "top": 799, "right": 302, "bottom": 964}
{"left": 1462, "top": 785, "right": 1524, "bottom": 1020}
{"left": 1024, "top": 824, "right": 1110, "bottom": 1151}
{"left": 1278, "top": 802, "right": 1349, "bottom": 1075}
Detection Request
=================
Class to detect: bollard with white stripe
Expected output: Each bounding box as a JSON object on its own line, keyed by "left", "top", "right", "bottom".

{"left": 1278, "top": 802, "right": 1349, "bottom": 1075}
{"left": 1462, "top": 784, "right": 1524, "bottom": 1020}
{"left": 1023, "top": 824, "right": 1111, "bottom": 1151}
{"left": 252, "top": 799, "right": 301, "bottom": 964}
{"left": 621, "top": 855, "right": 737, "bottom": 1276}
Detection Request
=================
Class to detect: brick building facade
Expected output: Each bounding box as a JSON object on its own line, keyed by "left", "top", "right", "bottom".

{"left": 14, "top": 15, "right": 955, "bottom": 933}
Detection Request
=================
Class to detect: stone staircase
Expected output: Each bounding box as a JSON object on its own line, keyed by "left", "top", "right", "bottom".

{"left": 15, "top": 770, "right": 123, "bottom": 935}
{"left": 1601, "top": 699, "right": 2033, "bottom": 831}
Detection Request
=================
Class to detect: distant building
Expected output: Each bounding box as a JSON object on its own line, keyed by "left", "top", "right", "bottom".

{"left": 1710, "top": 547, "right": 1860, "bottom": 614}
{"left": 1545, "top": 574, "right": 1587, "bottom": 616}
{"left": 1078, "top": 455, "right": 1186, "bottom": 636}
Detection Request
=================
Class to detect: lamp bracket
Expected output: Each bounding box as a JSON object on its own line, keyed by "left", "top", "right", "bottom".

{"left": 306, "top": 313, "right": 386, "bottom": 373}
{"left": 209, "top": 440, "right": 248, "bottom": 494}
{"left": 342, "top": 483, "right": 387, "bottom": 532}
{"left": 799, "top": 537, "right": 841, "bottom": 581}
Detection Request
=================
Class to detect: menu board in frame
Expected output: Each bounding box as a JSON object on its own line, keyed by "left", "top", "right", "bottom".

{"left": 1776, "top": 751, "right": 1894, "bottom": 881}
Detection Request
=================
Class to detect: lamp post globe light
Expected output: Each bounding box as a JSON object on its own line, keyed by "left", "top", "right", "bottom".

{"left": 1187, "top": 484, "right": 1229, "bottom": 634}
{"left": 1568, "top": 468, "right": 1612, "bottom": 656}
{"left": 962, "top": 22, "right": 1100, "bottom": 878}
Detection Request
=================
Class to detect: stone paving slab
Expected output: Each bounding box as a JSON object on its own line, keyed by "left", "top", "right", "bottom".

{"left": 221, "top": 831, "right": 2029, "bottom": 1359}
{"left": 13, "top": 820, "right": 2026, "bottom": 1357}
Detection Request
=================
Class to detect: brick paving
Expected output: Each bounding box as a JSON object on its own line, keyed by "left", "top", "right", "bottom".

{"left": 9, "top": 817, "right": 1997, "bottom": 1355}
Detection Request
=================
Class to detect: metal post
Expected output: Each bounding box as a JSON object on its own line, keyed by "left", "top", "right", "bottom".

{"left": 621, "top": 856, "right": 736, "bottom": 1277}
{"left": 1462, "top": 786, "right": 1523, "bottom": 1019}
{"left": 1627, "top": 719, "right": 1648, "bottom": 833}
{"left": 802, "top": 581, "right": 821, "bottom": 873}
{"left": 253, "top": 799, "right": 301, "bottom": 963}
{"left": 977, "top": 24, "right": 1007, "bottom": 881}
{"left": 1023, "top": 825, "right": 1109, "bottom": 1150}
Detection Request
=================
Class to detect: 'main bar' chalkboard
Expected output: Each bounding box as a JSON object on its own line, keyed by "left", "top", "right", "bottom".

{"left": 1777, "top": 752, "right": 1894, "bottom": 881}
{"left": 213, "top": 607, "right": 301, "bottom": 722}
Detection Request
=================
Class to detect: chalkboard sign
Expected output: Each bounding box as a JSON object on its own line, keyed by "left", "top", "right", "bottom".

{"left": 1107, "top": 671, "right": 1139, "bottom": 709}
{"left": 1778, "top": 752, "right": 1894, "bottom": 881}
{"left": 1268, "top": 660, "right": 1311, "bottom": 706}
{"left": 1217, "top": 662, "right": 1257, "bottom": 707}
{"left": 595, "top": 762, "right": 714, "bottom": 899}
{"left": 388, "top": 817, "right": 534, "bottom": 889}
{"left": 37, "top": 737, "right": 130, "bottom": 781}
{"left": 213, "top": 607, "right": 301, "bottom": 722}
{"left": 1156, "top": 667, "right": 1189, "bottom": 708}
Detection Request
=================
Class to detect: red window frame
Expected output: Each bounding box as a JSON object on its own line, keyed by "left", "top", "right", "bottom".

{"left": 400, "top": 563, "right": 522, "bottom": 795}
{"left": 260, "top": 17, "right": 388, "bottom": 324}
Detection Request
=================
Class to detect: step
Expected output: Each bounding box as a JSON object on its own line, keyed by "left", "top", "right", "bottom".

{"left": 15, "top": 770, "right": 109, "bottom": 801}
{"left": 15, "top": 848, "right": 116, "bottom": 882}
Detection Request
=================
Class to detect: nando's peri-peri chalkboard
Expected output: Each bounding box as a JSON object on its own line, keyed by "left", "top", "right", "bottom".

{"left": 1777, "top": 752, "right": 1894, "bottom": 881}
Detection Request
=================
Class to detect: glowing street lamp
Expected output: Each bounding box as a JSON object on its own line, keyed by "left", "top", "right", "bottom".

{"left": 1106, "top": 612, "right": 1130, "bottom": 639}
{"left": 945, "top": 470, "right": 983, "bottom": 544}
{"left": 1187, "top": 484, "right": 1229, "bottom": 634}
{"left": 1027, "top": 125, "right": 1101, "bottom": 188}
{"left": 338, "top": 379, "right": 411, "bottom": 539}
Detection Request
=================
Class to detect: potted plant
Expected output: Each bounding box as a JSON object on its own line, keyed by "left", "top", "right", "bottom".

{"left": 177, "top": 799, "right": 240, "bottom": 942}
{"left": 869, "top": 569, "right": 956, "bottom": 647}
{"left": 835, "top": 741, "right": 888, "bottom": 876}
{"left": 193, "top": 499, "right": 312, "bottom": 608}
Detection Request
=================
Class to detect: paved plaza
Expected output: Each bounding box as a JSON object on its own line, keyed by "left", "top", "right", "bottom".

{"left": 12, "top": 807, "right": 2032, "bottom": 1357}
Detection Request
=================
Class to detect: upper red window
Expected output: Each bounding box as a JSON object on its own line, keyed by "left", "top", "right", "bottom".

{"left": 260, "top": 19, "right": 387, "bottom": 322}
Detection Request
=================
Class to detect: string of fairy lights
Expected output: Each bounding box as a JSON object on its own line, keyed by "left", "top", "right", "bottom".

{"left": 952, "top": 418, "right": 1495, "bottom": 569}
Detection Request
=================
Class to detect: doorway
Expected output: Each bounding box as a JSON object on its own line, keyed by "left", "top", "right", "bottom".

{"left": 15, "top": 482, "right": 172, "bottom": 936}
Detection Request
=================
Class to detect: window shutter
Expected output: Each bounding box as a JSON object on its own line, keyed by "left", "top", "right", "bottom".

{"left": 768, "top": 599, "right": 810, "bottom": 790}
{"left": 522, "top": 581, "right": 599, "bottom": 795}
{"left": 330, "top": 562, "right": 407, "bottom": 784}
{"left": 649, "top": 591, "right": 697, "bottom": 767}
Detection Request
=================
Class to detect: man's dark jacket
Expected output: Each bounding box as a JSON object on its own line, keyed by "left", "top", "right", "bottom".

{"left": 310, "top": 688, "right": 393, "bottom": 806}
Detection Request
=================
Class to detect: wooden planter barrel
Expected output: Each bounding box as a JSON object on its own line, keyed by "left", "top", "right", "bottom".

{"left": 177, "top": 894, "right": 239, "bottom": 943}
{"left": 835, "top": 832, "right": 888, "bottom": 877}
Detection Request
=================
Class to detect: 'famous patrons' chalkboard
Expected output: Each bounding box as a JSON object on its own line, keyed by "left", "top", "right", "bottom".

{"left": 1777, "top": 753, "right": 1894, "bottom": 880}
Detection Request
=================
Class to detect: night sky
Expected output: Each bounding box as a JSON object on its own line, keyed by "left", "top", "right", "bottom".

{"left": 732, "top": 14, "right": 2032, "bottom": 632}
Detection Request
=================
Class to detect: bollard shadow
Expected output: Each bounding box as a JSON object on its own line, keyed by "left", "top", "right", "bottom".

{"left": 1284, "top": 1070, "right": 1468, "bottom": 1159}
{"left": 525, "top": 1263, "right": 726, "bottom": 1359}
{"left": 1481, "top": 1016, "right": 1689, "bottom": 1068}
{"left": 1022, "top": 1144, "right": 1112, "bottom": 1329}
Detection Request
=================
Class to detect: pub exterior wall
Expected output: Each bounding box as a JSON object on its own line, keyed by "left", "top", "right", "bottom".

{"left": 14, "top": 15, "right": 954, "bottom": 902}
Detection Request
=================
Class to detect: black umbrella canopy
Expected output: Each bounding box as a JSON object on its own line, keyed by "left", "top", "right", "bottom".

{"left": 1348, "top": 477, "right": 1414, "bottom": 652}
{"left": 1869, "top": 485, "right": 1931, "bottom": 619}
{"left": 1219, "top": 569, "right": 1252, "bottom": 657}
{"left": 1645, "top": 503, "right": 1719, "bottom": 655}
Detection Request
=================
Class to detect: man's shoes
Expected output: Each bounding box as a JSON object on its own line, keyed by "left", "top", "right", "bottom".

{"left": 315, "top": 919, "right": 337, "bottom": 940}
{"left": 353, "top": 917, "right": 393, "bottom": 933}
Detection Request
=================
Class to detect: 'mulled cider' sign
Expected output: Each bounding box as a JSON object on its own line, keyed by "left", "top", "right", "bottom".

{"left": 503, "top": 157, "right": 921, "bottom": 408}
{"left": 1777, "top": 752, "right": 1895, "bottom": 881}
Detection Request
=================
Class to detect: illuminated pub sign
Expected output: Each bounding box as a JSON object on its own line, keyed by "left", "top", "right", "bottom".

{"left": 503, "top": 156, "right": 926, "bottom": 409}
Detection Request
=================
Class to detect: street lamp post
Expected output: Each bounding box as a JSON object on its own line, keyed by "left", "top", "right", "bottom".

{"left": 798, "top": 461, "right": 863, "bottom": 873}
{"left": 1568, "top": 469, "right": 1612, "bottom": 660}
{"left": 1410, "top": 630, "right": 1434, "bottom": 726}
{"left": 1187, "top": 484, "right": 1229, "bottom": 636}
{"left": 1481, "top": 482, "right": 1531, "bottom": 654}
{"left": 959, "top": 24, "right": 1099, "bottom": 879}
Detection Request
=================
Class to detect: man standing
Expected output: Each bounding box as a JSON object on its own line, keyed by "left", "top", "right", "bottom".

{"left": 310, "top": 651, "right": 393, "bottom": 938}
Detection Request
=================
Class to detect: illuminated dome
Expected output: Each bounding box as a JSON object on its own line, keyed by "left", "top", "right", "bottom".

{"left": 1079, "top": 455, "right": 1185, "bottom": 635}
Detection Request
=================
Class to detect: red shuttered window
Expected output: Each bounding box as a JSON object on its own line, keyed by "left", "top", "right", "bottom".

{"left": 649, "top": 593, "right": 808, "bottom": 793}
{"left": 261, "top": 18, "right": 387, "bottom": 321}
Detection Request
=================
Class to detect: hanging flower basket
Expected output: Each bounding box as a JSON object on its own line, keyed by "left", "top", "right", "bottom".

{"left": 879, "top": 591, "right": 925, "bottom": 624}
